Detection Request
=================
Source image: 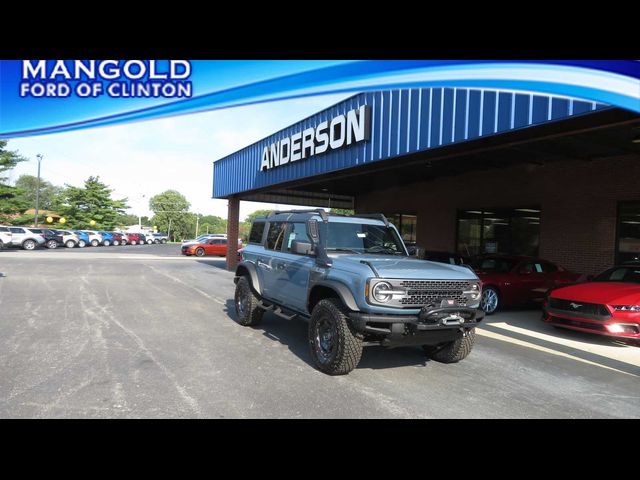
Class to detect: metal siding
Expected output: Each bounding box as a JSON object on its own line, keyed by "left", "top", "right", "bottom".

{"left": 212, "top": 88, "right": 611, "bottom": 198}
{"left": 497, "top": 92, "right": 512, "bottom": 133}
{"left": 572, "top": 99, "right": 591, "bottom": 115}
{"left": 532, "top": 96, "right": 549, "bottom": 124}
{"left": 514, "top": 94, "right": 530, "bottom": 129}
{"left": 552, "top": 98, "right": 569, "bottom": 120}
{"left": 418, "top": 88, "right": 431, "bottom": 149}
{"left": 454, "top": 88, "right": 467, "bottom": 143}
{"left": 441, "top": 88, "right": 454, "bottom": 145}
{"left": 430, "top": 88, "right": 442, "bottom": 148}
{"left": 482, "top": 91, "right": 496, "bottom": 136}
{"left": 467, "top": 90, "right": 481, "bottom": 139}
{"left": 399, "top": 89, "right": 410, "bottom": 154}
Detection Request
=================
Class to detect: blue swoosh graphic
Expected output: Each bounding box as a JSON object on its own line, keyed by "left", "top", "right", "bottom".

{"left": 0, "top": 60, "right": 638, "bottom": 138}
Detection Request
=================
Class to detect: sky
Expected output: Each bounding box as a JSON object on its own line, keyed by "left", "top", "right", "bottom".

{"left": 5, "top": 92, "right": 352, "bottom": 222}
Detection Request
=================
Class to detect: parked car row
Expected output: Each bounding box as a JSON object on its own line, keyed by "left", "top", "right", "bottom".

{"left": 0, "top": 225, "right": 169, "bottom": 250}
{"left": 411, "top": 248, "right": 639, "bottom": 343}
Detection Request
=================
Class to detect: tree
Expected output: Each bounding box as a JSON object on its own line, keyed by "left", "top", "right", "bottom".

{"left": 0, "top": 140, "right": 29, "bottom": 223}
{"left": 329, "top": 208, "right": 354, "bottom": 216}
{"left": 149, "top": 190, "right": 191, "bottom": 241}
{"left": 243, "top": 209, "right": 272, "bottom": 223}
{"left": 58, "top": 176, "right": 129, "bottom": 229}
{"left": 118, "top": 213, "right": 150, "bottom": 227}
{"left": 14, "top": 174, "right": 64, "bottom": 211}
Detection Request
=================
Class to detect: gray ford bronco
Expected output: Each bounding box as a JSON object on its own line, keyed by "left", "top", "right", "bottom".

{"left": 233, "top": 210, "right": 484, "bottom": 375}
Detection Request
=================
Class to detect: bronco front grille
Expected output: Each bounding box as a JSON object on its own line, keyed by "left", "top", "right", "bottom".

{"left": 398, "top": 280, "right": 472, "bottom": 307}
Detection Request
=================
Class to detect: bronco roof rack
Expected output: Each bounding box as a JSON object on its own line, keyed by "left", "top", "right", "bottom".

{"left": 267, "top": 209, "right": 329, "bottom": 222}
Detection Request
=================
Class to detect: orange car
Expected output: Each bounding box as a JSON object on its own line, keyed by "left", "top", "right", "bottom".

{"left": 181, "top": 237, "right": 242, "bottom": 257}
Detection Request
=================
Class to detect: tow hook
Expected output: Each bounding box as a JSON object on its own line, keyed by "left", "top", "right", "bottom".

{"left": 440, "top": 314, "right": 464, "bottom": 326}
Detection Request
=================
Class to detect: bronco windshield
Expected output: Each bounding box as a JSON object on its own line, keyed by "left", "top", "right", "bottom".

{"left": 324, "top": 222, "right": 407, "bottom": 256}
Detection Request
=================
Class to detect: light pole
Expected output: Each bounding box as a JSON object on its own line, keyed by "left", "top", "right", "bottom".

{"left": 34, "top": 154, "right": 43, "bottom": 227}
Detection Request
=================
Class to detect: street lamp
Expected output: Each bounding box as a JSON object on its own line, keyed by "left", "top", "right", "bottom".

{"left": 34, "top": 154, "right": 43, "bottom": 227}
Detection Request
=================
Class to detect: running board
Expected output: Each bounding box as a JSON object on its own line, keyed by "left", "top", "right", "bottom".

{"left": 257, "top": 301, "right": 297, "bottom": 321}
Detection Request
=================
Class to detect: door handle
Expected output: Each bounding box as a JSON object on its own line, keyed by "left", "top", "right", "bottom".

{"left": 257, "top": 260, "right": 272, "bottom": 270}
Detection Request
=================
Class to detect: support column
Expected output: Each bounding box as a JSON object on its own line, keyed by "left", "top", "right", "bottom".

{"left": 226, "top": 196, "right": 240, "bottom": 271}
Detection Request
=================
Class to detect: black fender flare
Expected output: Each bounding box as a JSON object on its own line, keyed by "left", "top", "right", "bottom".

{"left": 309, "top": 280, "right": 360, "bottom": 312}
{"left": 234, "top": 261, "right": 262, "bottom": 296}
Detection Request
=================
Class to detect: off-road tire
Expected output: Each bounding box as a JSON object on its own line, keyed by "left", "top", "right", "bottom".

{"left": 309, "top": 298, "right": 363, "bottom": 375}
{"left": 234, "top": 276, "right": 264, "bottom": 326}
{"left": 423, "top": 329, "right": 476, "bottom": 363}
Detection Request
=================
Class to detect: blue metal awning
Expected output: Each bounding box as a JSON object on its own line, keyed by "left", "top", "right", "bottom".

{"left": 213, "top": 88, "right": 608, "bottom": 198}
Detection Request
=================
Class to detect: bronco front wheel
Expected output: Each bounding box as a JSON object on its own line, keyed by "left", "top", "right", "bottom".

{"left": 423, "top": 329, "right": 476, "bottom": 363}
{"left": 309, "top": 298, "right": 363, "bottom": 375}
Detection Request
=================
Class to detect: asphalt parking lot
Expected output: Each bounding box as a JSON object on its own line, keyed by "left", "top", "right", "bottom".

{"left": 1, "top": 244, "right": 639, "bottom": 418}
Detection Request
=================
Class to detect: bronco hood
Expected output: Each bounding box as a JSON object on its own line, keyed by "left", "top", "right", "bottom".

{"left": 331, "top": 254, "right": 478, "bottom": 280}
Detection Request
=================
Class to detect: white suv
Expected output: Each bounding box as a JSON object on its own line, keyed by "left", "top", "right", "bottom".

{"left": 0, "top": 226, "right": 12, "bottom": 249}
{"left": 4, "top": 226, "right": 46, "bottom": 250}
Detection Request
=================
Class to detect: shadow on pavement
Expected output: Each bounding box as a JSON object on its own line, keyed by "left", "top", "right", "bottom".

{"left": 195, "top": 259, "right": 229, "bottom": 271}
{"left": 223, "top": 299, "right": 432, "bottom": 371}
{"left": 479, "top": 323, "right": 640, "bottom": 376}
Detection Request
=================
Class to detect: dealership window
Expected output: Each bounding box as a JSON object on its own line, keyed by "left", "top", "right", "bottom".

{"left": 616, "top": 202, "right": 640, "bottom": 264}
{"left": 456, "top": 207, "right": 540, "bottom": 257}
{"left": 385, "top": 214, "right": 417, "bottom": 243}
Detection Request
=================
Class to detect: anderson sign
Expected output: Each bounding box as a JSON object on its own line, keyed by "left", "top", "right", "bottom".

{"left": 260, "top": 105, "right": 371, "bottom": 171}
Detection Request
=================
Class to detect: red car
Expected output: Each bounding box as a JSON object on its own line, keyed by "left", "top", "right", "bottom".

{"left": 182, "top": 237, "right": 242, "bottom": 257}
{"left": 126, "top": 233, "right": 141, "bottom": 245}
{"left": 472, "top": 255, "right": 584, "bottom": 314}
{"left": 543, "top": 264, "right": 640, "bottom": 342}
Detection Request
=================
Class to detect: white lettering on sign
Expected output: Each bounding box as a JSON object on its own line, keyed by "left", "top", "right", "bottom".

{"left": 260, "top": 105, "right": 371, "bottom": 171}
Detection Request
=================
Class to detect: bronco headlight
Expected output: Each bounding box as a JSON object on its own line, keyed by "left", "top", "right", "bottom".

{"left": 464, "top": 282, "right": 481, "bottom": 300}
{"left": 372, "top": 281, "right": 393, "bottom": 303}
{"left": 370, "top": 281, "right": 406, "bottom": 304}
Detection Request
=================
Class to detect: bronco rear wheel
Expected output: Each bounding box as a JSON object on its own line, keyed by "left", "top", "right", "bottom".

{"left": 234, "top": 276, "right": 264, "bottom": 326}
{"left": 309, "top": 298, "right": 363, "bottom": 375}
{"left": 423, "top": 329, "right": 476, "bottom": 363}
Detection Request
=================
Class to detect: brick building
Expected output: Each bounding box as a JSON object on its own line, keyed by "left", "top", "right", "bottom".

{"left": 213, "top": 88, "right": 640, "bottom": 274}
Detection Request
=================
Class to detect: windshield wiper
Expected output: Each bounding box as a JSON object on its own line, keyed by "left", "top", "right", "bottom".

{"left": 326, "top": 248, "right": 362, "bottom": 254}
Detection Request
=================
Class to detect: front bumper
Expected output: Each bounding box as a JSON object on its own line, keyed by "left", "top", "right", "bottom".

{"left": 350, "top": 307, "right": 484, "bottom": 347}
{"left": 543, "top": 308, "right": 640, "bottom": 339}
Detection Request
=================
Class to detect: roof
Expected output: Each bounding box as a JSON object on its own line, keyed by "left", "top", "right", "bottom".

{"left": 213, "top": 88, "right": 610, "bottom": 200}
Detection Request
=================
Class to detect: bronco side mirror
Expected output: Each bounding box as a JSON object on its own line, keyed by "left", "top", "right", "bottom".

{"left": 292, "top": 240, "right": 314, "bottom": 256}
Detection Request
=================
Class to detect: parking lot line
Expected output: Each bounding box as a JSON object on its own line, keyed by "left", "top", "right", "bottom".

{"left": 476, "top": 328, "right": 639, "bottom": 377}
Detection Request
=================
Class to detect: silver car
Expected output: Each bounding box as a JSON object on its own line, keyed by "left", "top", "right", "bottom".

{"left": 3, "top": 226, "right": 46, "bottom": 250}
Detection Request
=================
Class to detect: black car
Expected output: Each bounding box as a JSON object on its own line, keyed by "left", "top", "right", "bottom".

{"left": 29, "top": 228, "right": 64, "bottom": 249}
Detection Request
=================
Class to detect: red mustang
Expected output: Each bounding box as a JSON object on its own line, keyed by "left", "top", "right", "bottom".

{"left": 543, "top": 264, "right": 640, "bottom": 342}
{"left": 472, "top": 255, "right": 585, "bottom": 314}
{"left": 182, "top": 237, "right": 242, "bottom": 257}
